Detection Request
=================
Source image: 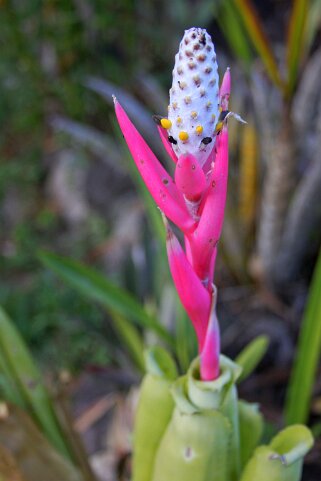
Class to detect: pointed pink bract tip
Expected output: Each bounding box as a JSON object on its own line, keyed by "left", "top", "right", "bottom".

{"left": 221, "top": 68, "right": 231, "bottom": 92}
{"left": 157, "top": 125, "right": 178, "bottom": 164}
{"left": 114, "top": 100, "right": 196, "bottom": 234}
{"left": 219, "top": 69, "right": 231, "bottom": 111}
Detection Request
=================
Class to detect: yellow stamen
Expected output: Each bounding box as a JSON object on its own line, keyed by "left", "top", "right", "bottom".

{"left": 190, "top": 111, "right": 198, "bottom": 119}
{"left": 195, "top": 125, "right": 203, "bottom": 135}
{"left": 215, "top": 121, "right": 223, "bottom": 133}
{"left": 160, "top": 118, "right": 172, "bottom": 129}
{"left": 179, "top": 131, "right": 189, "bottom": 141}
{"left": 176, "top": 117, "right": 182, "bottom": 126}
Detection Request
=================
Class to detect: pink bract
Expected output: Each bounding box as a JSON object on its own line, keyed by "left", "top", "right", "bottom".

{"left": 114, "top": 67, "right": 232, "bottom": 381}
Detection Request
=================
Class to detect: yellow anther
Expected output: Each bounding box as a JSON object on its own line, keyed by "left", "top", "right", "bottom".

{"left": 176, "top": 117, "right": 182, "bottom": 126}
{"left": 210, "top": 114, "right": 216, "bottom": 123}
{"left": 206, "top": 101, "right": 212, "bottom": 110}
{"left": 184, "top": 96, "right": 192, "bottom": 105}
{"left": 190, "top": 111, "right": 198, "bottom": 119}
{"left": 196, "top": 125, "right": 203, "bottom": 135}
{"left": 179, "top": 131, "right": 189, "bottom": 141}
{"left": 160, "top": 118, "right": 172, "bottom": 129}
{"left": 172, "top": 102, "right": 178, "bottom": 110}
{"left": 215, "top": 121, "right": 223, "bottom": 133}
{"left": 219, "top": 106, "right": 223, "bottom": 112}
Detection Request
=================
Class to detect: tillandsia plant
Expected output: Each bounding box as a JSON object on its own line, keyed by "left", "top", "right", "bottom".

{"left": 114, "top": 28, "right": 313, "bottom": 481}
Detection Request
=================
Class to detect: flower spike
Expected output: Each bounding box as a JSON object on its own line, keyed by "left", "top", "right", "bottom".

{"left": 114, "top": 98, "right": 196, "bottom": 233}
{"left": 166, "top": 28, "right": 220, "bottom": 167}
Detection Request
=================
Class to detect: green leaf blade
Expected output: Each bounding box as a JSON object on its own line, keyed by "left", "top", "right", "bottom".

{"left": 285, "top": 249, "right": 321, "bottom": 425}
{"left": 234, "top": 0, "right": 283, "bottom": 90}
{"left": 0, "top": 307, "right": 71, "bottom": 460}
{"left": 286, "top": 0, "right": 309, "bottom": 96}
{"left": 39, "top": 251, "right": 173, "bottom": 347}
{"left": 236, "top": 335, "right": 269, "bottom": 382}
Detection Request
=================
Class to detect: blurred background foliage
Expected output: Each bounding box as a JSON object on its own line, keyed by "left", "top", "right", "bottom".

{"left": 1, "top": 0, "right": 321, "bottom": 478}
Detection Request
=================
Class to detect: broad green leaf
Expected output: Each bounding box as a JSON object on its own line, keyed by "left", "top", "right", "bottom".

{"left": 133, "top": 347, "right": 176, "bottom": 481}
{"left": 0, "top": 307, "right": 71, "bottom": 460}
{"left": 240, "top": 425, "right": 313, "bottom": 481}
{"left": 270, "top": 425, "right": 313, "bottom": 465}
{"left": 39, "top": 251, "right": 173, "bottom": 347}
{"left": 286, "top": 0, "right": 309, "bottom": 96}
{"left": 238, "top": 400, "right": 264, "bottom": 468}
{"left": 234, "top": 0, "right": 284, "bottom": 90}
{"left": 236, "top": 335, "right": 269, "bottom": 382}
{"left": 285, "top": 249, "right": 321, "bottom": 425}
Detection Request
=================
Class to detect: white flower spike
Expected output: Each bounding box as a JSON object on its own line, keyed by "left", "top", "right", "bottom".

{"left": 167, "top": 28, "right": 220, "bottom": 166}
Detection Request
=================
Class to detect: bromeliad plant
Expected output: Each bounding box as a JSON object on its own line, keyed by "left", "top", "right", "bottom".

{"left": 114, "top": 28, "right": 313, "bottom": 481}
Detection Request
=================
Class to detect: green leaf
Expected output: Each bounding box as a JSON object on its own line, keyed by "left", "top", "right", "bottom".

{"left": 238, "top": 400, "right": 264, "bottom": 469}
{"left": 0, "top": 307, "right": 71, "bottom": 460}
{"left": 39, "top": 251, "right": 173, "bottom": 347}
{"left": 233, "top": 0, "right": 284, "bottom": 90}
{"left": 304, "top": 0, "right": 321, "bottom": 57}
{"left": 270, "top": 425, "right": 313, "bottom": 466}
{"left": 240, "top": 425, "right": 313, "bottom": 481}
{"left": 145, "top": 346, "right": 177, "bottom": 380}
{"left": 236, "top": 335, "right": 269, "bottom": 382}
{"left": 286, "top": 0, "right": 309, "bottom": 96}
{"left": 0, "top": 350, "right": 26, "bottom": 407}
{"left": 132, "top": 347, "right": 176, "bottom": 481}
{"left": 110, "top": 312, "right": 145, "bottom": 372}
{"left": 285, "top": 249, "right": 321, "bottom": 425}
{"left": 218, "top": 0, "right": 253, "bottom": 67}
